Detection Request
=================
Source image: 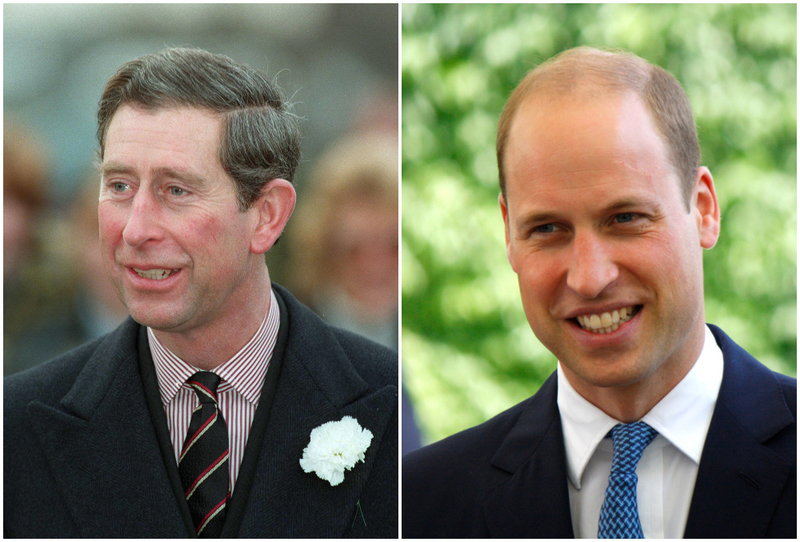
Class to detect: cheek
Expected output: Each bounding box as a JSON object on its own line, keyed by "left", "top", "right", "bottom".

{"left": 195, "top": 215, "right": 226, "bottom": 245}
{"left": 97, "top": 205, "right": 124, "bottom": 248}
{"left": 186, "top": 211, "right": 252, "bottom": 261}
{"left": 628, "top": 228, "right": 703, "bottom": 309}
{"left": 514, "top": 252, "right": 561, "bottom": 316}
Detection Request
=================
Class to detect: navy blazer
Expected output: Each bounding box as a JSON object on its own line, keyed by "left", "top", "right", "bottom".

{"left": 5, "top": 285, "right": 398, "bottom": 537}
{"left": 402, "top": 325, "right": 795, "bottom": 538}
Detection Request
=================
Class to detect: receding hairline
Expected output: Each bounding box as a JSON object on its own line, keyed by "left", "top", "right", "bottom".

{"left": 498, "top": 48, "right": 655, "bottom": 186}
{"left": 497, "top": 47, "right": 698, "bottom": 207}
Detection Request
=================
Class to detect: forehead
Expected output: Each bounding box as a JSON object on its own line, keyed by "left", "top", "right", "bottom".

{"left": 103, "top": 105, "right": 225, "bottom": 173}
{"left": 504, "top": 91, "right": 676, "bottom": 206}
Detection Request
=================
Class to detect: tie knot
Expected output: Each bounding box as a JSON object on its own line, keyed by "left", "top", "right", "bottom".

{"left": 187, "top": 371, "right": 221, "bottom": 404}
{"left": 609, "top": 421, "right": 658, "bottom": 474}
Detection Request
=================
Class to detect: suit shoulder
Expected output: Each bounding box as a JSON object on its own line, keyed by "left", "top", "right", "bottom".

{"left": 710, "top": 324, "right": 797, "bottom": 417}
{"left": 5, "top": 337, "right": 99, "bottom": 411}
{"left": 775, "top": 370, "right": 796, "bottom": 411}
{"left": 275, "top": 284, "right": 397, "bottom": 389}
{"left": 329, "top": 326, "right": 397, "bottom": 386}
{"left": 402, "top": 397, "right": 533, "bottom": 537}
{"left": 404, "top": 396, "right": 529, "bottom": 475}
{"left": 4, "top": 319, "right": 138, "bottom": 413}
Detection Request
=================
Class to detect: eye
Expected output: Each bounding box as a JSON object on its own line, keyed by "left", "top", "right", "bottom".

{"left": 534, "top": 224, "right": 559, "bottom": 234}
{"left": 615, "top": 213, "right": 638, "bottom": 223}
{"left": 112, "top": 182, "right": 129, "bottom": 193}
{"left": 169, "top": 186, "right": 187, "bottom": 196}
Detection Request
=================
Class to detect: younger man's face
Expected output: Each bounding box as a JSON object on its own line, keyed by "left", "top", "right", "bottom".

{"left": 500, "top": 91, "right": 719, "bottom": 410}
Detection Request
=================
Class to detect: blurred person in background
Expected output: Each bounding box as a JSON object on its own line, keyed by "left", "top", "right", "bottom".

{"left": 5, "top": 47, "right": 397, "bottom": 538}
{"left": 3, "top": 122, "right": 49, "bottom": 281}
{"left": 5, "top": 173, "right": 130, "bottom": 376}
{"left": 290, "top": 131, "right": 398, "bottom": 349}
{"left": 3, "top": 122, "right": 69, "bottom": 375}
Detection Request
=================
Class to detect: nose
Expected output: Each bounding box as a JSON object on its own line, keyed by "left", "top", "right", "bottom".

{"left": 565, "top": 231, "right": 619, "bottom": 298}
{"left": 121, "top": 191, "right": 163, "bottom": 247}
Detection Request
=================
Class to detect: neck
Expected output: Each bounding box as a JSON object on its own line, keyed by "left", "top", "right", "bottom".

{"left": 153, "top": 270, "right": 272, "bottom": 371}
{"left": 563, "top": 320, "right": 707, "bottom": 423}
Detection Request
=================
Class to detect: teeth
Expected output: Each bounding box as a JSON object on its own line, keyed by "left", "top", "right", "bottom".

{"left": 576, "top": 306, "right": 638, "bottom": 334}
{"left": 134, "top": 268, "right": 177, "bottom": 280}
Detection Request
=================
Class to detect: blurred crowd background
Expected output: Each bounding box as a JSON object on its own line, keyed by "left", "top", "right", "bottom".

{"left": 4, "top": 4, "right": 400, "bottom": 385}
{"left": 402, "top": 4, "right": 796, "bottom": 444}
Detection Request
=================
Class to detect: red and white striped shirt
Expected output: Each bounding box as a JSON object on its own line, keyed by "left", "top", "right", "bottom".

{"left": 149, "top": 289, "right": 280, "bottom": 491}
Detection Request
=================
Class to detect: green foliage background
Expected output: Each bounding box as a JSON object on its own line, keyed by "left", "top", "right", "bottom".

{"left": 401, "top": 4, "right": 797, "bottom": 444}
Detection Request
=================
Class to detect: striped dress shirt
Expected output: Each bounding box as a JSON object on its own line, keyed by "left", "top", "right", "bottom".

{"left": 149, "top": 289, "right": 280, "bottom": 491}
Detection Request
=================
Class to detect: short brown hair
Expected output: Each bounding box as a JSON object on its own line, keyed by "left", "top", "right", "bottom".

{"left": 496, "top": 47, "right": 700, "bottom": 208}
{"left": 97, "top": 47, "right": 301, "bottom": 210}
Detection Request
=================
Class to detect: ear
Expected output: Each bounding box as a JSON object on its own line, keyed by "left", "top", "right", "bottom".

{"left": 249, "top": 179, "right": 296, "bottom": 255}
{"left": 499, "top": 192, "right": 517, "bottom": 272}
{"left": 693, "top": 166, "right": 720, "bottom": 249}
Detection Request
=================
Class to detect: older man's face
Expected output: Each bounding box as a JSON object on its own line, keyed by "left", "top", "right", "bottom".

{"left": 99, "top": 105, "right": 265, "bottom": 336}
{"left": 500, "top": 91, "right": 719, "bottom": 409}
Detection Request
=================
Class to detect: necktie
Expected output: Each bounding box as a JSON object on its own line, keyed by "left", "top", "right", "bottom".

{"left": 598, "top": 421, "right": 658, "bottom": 539}
{"left": 179, "top": 372, "right": 230, "bottom": 538}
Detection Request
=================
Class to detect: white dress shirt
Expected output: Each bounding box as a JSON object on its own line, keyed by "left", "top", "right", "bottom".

{"left": 558, "top": 324, "right": 724, "bottom": 538}
{"left": 149, "top": 289, "right": 280, "bottom": 492}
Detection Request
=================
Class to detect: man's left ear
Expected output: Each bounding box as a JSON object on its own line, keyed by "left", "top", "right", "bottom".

{"left": 250, "top": 178, "right": 296, "bottom": 255}
{"left": 693, "top": 166, "right": 720, "bottom": 249}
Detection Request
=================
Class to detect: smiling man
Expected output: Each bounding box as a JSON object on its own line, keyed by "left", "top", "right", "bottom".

{"left": 5, "top": 48, "right": 398, "bottom": 538}
{"left": 402, "top": 47, "right": 795, "bottom": 538}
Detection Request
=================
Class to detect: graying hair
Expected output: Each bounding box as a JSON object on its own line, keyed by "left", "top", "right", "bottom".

{"left": 97, "top": 47, "right": 301, "bottom": 210}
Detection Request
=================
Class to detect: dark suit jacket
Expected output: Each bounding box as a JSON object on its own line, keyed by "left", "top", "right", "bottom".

{"left": 5, "top": 285, "right": 398, "bottom": 537}
{"left": 402, "top": 325, "right": 796, "bottom": 538}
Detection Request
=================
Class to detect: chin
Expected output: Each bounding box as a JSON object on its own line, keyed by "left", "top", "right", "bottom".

{"left": 564, "top": 352, "right": 654, "bottom": 389}
{"left": 126, "top": 305, "right": 184, "bottom": 332}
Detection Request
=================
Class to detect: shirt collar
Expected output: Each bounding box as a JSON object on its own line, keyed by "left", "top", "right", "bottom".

{"left": 150, "top": 288, "right": 281, "bottom": 407}
{"left": 557, "top": 324, "right": 723, "bottom": 489}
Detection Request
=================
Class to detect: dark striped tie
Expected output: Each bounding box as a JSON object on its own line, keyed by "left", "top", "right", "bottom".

{"left": 179, "top": 372, "right": 230, "bottom": 537}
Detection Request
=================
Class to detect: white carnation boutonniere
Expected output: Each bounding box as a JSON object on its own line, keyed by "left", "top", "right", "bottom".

{"left": 300, "top": 416, "right": 374, "bottom": 486}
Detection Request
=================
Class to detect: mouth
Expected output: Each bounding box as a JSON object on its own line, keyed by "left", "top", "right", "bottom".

{"left": 572, "top": 305, "right": 642, "bottom": 334}
{"left": 132, "top": 268, "right": 180, "bottom": 280}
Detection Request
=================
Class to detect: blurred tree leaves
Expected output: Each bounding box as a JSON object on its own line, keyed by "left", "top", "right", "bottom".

{"left": 402, "top": 4, "right": 796, "bottom": 443}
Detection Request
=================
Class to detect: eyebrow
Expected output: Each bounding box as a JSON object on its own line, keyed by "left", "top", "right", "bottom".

{"left": 101, "top": 162, "right": 209, "bottom": 188}
{"left": 153, "top": 166, "right": 209, "bottom": 188}
{"left": 101, "top": 162, "right": 134, "bottom": 178}
{"left": 515, "top": 197, "right": 661, "bottom": 229}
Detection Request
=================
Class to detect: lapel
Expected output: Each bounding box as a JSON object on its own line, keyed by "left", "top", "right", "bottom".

{"left": 684, "top": 325, "right": 795, "bottom": 538}
{"left": 235, "top": 286, "right": 397, "bottom": 537}
{"left": 25, "top": 319, "right": 189, "bottom": 537}
{"left": 481, "top": 373, "right": 575, "bottom": 538}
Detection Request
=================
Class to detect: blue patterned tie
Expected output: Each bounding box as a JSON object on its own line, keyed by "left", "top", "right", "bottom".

{"left": 598, "top": 421, "right": 658, "bottom": 538}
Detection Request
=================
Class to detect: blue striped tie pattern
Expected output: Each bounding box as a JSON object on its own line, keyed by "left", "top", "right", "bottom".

{"left": 179, "top": 372, "right": 230, "bottom": 538}
{"left": 598, "top": 422, "right": 658, "bottom": 539}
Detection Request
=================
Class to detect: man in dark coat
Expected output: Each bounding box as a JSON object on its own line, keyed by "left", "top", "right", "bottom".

{"left": 5, "top": 47, "right": 397, "bottom": 538}
{"left": 403, "top": 46, "right": 795, "bottom": 538}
